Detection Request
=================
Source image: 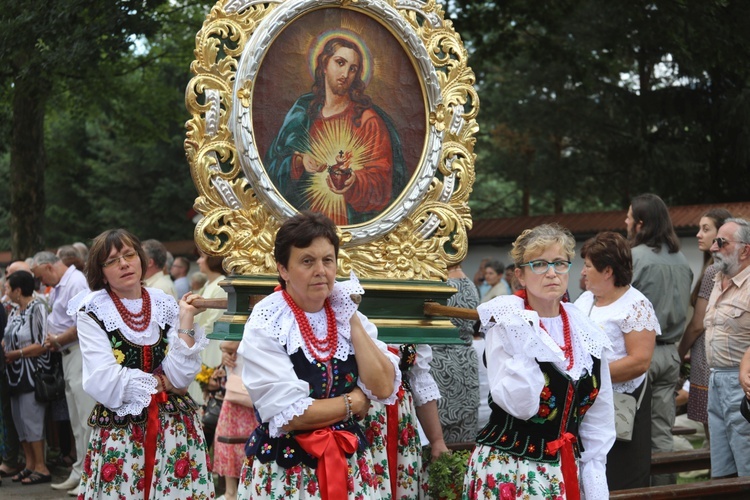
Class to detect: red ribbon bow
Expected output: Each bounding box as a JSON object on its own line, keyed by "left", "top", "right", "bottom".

{"left": 296, "top": 428, "right": 359, "bottom": 500}
{"left": 545, "top": 432, "right": 580, "bottom": 500}
{"left": 144, "top": 391, "right": 169, "bottom": 499}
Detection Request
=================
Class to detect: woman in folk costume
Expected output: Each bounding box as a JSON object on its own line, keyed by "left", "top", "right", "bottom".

{"left": 464, "top": 224, "right": 615, "bottom": 500}
{"left": 237, "top": 211, "right": 400, "bottom": 500}
{"left": 362, "top": 342, "right": 449, "bottom": 499}
{"left": 68, "top": 229, "right": 213, "bottom": 499}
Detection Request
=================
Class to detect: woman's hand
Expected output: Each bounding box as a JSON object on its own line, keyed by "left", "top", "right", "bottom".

{"left": 180, "top": 293, "right": 207, "bottom": 318}
{"left": 220, "top": 341, "right": 240, "bottom": 369}
{"left": 347, "top": 387, "right": 370, "bottom": 420}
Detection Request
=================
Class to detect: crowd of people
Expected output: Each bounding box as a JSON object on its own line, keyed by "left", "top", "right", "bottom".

{"left": 0, "top": 192, "right": 748, "bottom": 499}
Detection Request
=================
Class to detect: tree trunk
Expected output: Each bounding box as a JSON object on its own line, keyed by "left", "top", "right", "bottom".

{"left": 10, "top": 70, "right": 49, "bottom": 260}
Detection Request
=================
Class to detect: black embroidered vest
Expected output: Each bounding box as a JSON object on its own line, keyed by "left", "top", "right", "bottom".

{"left": 476, "top": 357, "right": 602, "bottom": 463}
{"left": 86, "top": 312, "right": 198, "bottom": 429}
{"left": 245, "top": 349, "right": 366, "bottom": 469}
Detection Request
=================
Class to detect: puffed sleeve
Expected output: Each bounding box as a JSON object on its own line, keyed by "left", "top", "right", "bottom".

{"left": 579, "top": 350, "right": 616, "bottom": 499}
{"left": 356, "top": 312, "right": 401, "bottom": 405}
{"left": 406, "top": 343, "right": 440, "bottom": 407}
{"left": 161, "top": 323, "right": 209, "bottom": 389}
{"left": 78, "top": 312, "right": 157, "bottom": 416}
{"left": 484, "top": 321, "right": 546, "bottom": 420}
{"left": 239, "top": 323, "right": 313, "bottom": 438}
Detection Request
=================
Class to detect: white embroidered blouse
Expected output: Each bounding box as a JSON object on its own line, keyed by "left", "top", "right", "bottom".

{"left": 478, "top": 295, "right": 615, "bottom": 500}
{"left": 68, "top": 288, "right": 208, "bottom": 417}
{"left": 575, "top": 286, "right": 662, "bottom": 393}
{"left": 238, "top": 274, "right": 401, "bottom": 438}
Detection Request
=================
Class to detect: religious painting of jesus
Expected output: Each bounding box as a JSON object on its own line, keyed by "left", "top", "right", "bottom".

{"left": 252, "top": 8, "right": 426, "bottom": 226}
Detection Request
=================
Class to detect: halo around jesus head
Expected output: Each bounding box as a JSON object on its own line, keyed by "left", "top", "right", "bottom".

{"left": 308, "top": 28, "right": 373, "bottom": 85}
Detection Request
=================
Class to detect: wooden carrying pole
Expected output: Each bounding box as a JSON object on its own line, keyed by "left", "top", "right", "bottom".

{"left": 193, "top": 298, "right": 479, "bottom": 322}
{"left": 423, "top": 301, "right": 479, "bottom": 321}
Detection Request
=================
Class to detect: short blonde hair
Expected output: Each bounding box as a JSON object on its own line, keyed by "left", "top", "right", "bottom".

{"left": 510, "top": 223, "right": 575, "bottom": 266}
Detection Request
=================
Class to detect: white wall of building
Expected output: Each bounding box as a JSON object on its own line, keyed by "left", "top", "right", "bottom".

{"left": 466, "top": 233, "right": 704, "bottom": 303}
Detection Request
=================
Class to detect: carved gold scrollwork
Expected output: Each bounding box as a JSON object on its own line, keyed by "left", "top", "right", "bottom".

{"left": 185, "top": 0, "right": 478, "bottom": 281}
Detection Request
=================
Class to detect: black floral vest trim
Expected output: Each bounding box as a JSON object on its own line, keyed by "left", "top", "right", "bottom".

{"left": 476, "top": 357, "right": 602, "bottom": 463}
{"left": 245, "top": 349, "right": 366, "bottom": 469}
{"left": 85, "top": 312, "right": 199, "bottom": 429}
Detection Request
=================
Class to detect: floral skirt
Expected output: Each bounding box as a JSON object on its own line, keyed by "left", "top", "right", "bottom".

{"left": 213, "top": 400, "right": 258, "bottom": 478}
{"left": 363, "top": 389, "right": 423, "bottom": 499}
{"left": 463, "top": 445, "right": 566, "bottom": 500}
{"left": 78, "top": 411, "right": 214, "bottom": 499}
{"left": 237, "top": 445, "right": 383, "bottom": 499}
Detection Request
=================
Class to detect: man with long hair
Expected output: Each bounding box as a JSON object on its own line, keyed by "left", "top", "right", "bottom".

{"left": 265, "top": 36, "right": 406, "bottom": 225}
{"left": 626, "top": 193, "right": 692, "bottom": 485}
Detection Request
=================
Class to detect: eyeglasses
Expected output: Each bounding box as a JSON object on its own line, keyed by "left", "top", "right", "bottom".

{"left": 519, "top": 260, "right": 572, "bottom": 275}
{"left": 102, "top": 251, "right": 139, "bottom": 268}
{"left": 713, "top": 237, "right": 749, "bottom": 249}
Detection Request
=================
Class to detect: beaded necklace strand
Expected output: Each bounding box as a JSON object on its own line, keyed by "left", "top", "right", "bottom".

{"left": 282, "top": 290, "right": 338, "bottom": 362}
{"left": 108, "top": 287, "right": 152, "bottom": 332}
{"left": 523, "top": 296, "right": 573, "bottom": 370}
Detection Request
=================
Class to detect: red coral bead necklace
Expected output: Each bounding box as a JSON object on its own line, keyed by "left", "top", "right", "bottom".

{"left": 522, "top": 293, "right": 573, "bottom": 370}
{"left": 108, "top": 286, "right": 152, "bottom": 332}
{"left": 283, "top": 290, "right": 337, "bottom": 362}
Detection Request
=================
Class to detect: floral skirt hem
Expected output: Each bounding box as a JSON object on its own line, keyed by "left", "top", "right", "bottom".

{"left": 78, "top": 411, "right": 214, "bottom": 499}
{"left": 462, "top": 444, "right": 567, "bottom": 500}
{"left": 238, "top": 446, "right": 383, "bottom": 500}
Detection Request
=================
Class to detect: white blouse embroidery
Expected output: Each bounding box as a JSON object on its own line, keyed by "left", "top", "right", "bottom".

{"left": 575, "top": 287, "right": 661, "bottom": 393}
{"left": 238, "top": 273, "right": 401, "bottom": 437}
{"left": 68, "top": 288, "right": 208, "bottom": 416}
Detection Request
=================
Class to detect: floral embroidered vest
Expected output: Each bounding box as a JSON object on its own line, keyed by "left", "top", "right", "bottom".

{"left": 476, "top": 357, "right": 602, "bottom": 462}
{"left": 245, "top": 349, "right": 366, "bottom": 469}
{"left": 85, "top": 312, "right": 198, "bottom": 429}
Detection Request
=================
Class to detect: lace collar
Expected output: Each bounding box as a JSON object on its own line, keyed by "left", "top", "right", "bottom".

{"left": 246, "top": 272, "right": 365, "bottom": 363}
{"left": 478, "top": 295, "right": 612, "bottom": 379}
{"left": 67, "top": 287, "right": 178, "bottom": 341}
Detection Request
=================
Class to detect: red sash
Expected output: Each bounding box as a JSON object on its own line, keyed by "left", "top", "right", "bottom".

{"left": 143, "top": 391, "right": 168, "bottom": 499}
{"left": 296, "top": 428, "right": 359, "bottom": 500}
{"left": 545, "top": 432, "right": 579, "bottom": 500}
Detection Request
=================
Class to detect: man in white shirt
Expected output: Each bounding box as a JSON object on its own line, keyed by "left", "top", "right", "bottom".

{"left": 142, "top": 239, "right": 177, "bottom": 298}
{"left": 32, "top": 251, "right": 94, "bottom": 496}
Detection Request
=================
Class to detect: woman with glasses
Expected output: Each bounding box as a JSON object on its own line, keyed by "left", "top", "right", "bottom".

{"left": 574, "top": 232, "right": 661, "bottom": 490}
{"left": 464, "top": 224, "right": 614, "bottom": 500}
{"left": 677, "top": 209, "right": 731, "bottom": 443}
{"left": 67, "top": 229, "right": 214, "bottom": 499}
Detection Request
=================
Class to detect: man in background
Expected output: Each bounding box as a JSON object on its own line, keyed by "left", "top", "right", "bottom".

{"left": 32, "top": 251, "right": 94, "bottom": 496}
{"left": 171, "top": 256, "right": 191, "bottom": 298}
{"left": 706, "top": 218, "right": 750, "bottom": 477}
{"left": 142, "top": 239, "right": 177, "bottom": 299}
{"left": 626, "top": 193, "right": 693, "bottom": 485}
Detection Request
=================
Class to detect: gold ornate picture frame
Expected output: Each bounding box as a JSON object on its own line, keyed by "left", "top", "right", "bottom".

{"left": 185, "top": 0, "right": 477, "bottom": 282}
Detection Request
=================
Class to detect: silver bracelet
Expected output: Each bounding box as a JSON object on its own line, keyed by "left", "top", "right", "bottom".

{"left": 343, "top": 393, "right": 353, "bottom": 421}
{"left": 177, "top": 328, "right": 195, "bottom": 338}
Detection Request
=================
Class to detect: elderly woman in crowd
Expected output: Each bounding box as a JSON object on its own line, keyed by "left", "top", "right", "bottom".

{"left": 68, "top": 229, "right": 213, "bottom": 499}
{"left": 464, "top": 224, "right": 614, "bottom": 499}
{"left": 575, "top": 231, "right": 661, "bottom": 490}
{"left": 3, "top": 271, "right": 53, "bottom": 485}
{"left": 237, "top": 211, "right": 399, "bottom": 500}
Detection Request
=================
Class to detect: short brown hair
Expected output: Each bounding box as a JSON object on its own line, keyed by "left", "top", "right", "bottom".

{"left": 86, "top": 229, "right": 148, "bottom": 291}
{"left": 580, "top": 231, "right": 632, "bottom": 287}
{"left": 274, "top": 211, "right": 339, "bottom": 289}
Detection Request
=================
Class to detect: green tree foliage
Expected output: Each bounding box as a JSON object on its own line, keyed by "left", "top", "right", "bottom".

{"left": 0, "top": 1, "right": 212, "bottom": 256}
{"left": 448, "top": 0, "right": 750, "bottom": 217}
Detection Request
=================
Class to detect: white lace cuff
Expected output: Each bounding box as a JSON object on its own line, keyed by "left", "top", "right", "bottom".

{"left": 357, "top": 349, "right": 401, "bottom": 405}
{"left": 115, "top": 371, "right": 158, "bottom": 417}
{"left": 580, "top": 459, "right": 609, "bottom": 500}
{"left": 409, "top": 370, "right": 441, "bottom": 407}
{"left": 269, "top": 397, "right": 315, "bottom": 438}
{"left": 168, "top": 324, "right": 209, "bottom": 361}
